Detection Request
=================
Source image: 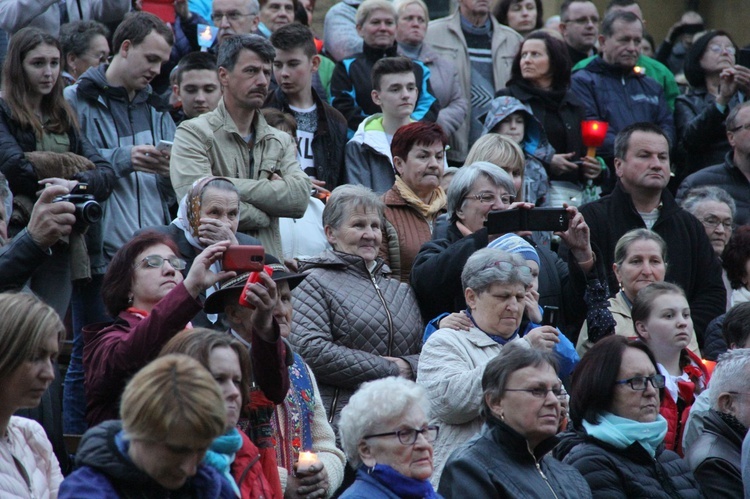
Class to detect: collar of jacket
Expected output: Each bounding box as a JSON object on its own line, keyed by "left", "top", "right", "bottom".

{"left": 581, "top": 426, "right": 665, "bottom": 464}
{"left": 76, "top": 64, "right": 169, "bottom": 111}
{"left": 266, "top": 86, "right": 332, "bottom": 136}
{"left": 612, "top": 181, "right": 681, "bottom": 222}
{"left": 299, "top": 249, "right": 391, "bottom": 276}
{"left": 484, "top": 415, "right": 561, "bottom": 462}
{"left": 362, "top": 41, "right": 399, "bottom": 61}
{"left": 209, "top": 98, "right": 276, "bottom": 143}
{"left": 704, "top": 408, "right": 747, "bottom": 447}
{"left": 586, "top": 56, "right": 645, "bottom": 79}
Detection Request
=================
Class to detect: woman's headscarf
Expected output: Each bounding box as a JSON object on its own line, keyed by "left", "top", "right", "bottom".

{"left": 172, "top": 176, "right": 238, "bottom": 250}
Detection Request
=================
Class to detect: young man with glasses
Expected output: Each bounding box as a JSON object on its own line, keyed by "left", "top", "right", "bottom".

{"left": 678, "top": 102, "right": 750, "bottom": 227}
{"left": 559, "top": 0, "right": 599, "bottom": 66}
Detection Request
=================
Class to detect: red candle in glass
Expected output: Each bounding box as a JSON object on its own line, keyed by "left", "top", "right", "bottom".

{"left": 581, "top": 120, "right": 608, "bottom": 158}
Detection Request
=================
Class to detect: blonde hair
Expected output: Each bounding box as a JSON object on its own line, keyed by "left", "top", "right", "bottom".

{"left": 356, "top": 0, "right": 397, "bottom": 27}
{"left": 0, "top": 292, "right": 64, "bottom": 379}
{"left": 464, "top": 134, "right": 526, "bottom": 200}
{"left": 121, "top": 354, "right": 226, "bottom": 444}
{"left": 394, "top": 0, "right": 428, "bottom": 19}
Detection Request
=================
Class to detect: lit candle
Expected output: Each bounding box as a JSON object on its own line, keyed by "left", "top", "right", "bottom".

{"left": 581, "top": 120, "right": 609, "bottom": 158}
{"left": 296, "top": 451, "right": 319, "bottom": 475}
{"left": 197, "top": 24, "right": 218, "bottom": 52}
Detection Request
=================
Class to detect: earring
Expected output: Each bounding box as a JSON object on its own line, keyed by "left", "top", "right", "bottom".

{"left": 127, "top": 295, "right": 134, "bottom": 306}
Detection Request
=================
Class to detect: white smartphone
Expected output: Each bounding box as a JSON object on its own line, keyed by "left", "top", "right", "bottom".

{"left": 156, "top": 140, "right": 173, "bottom": 155}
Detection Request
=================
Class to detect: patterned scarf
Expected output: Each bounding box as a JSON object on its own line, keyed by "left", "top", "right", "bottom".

{"left": 393, "top": 176, "right": 446, "bottom": 219}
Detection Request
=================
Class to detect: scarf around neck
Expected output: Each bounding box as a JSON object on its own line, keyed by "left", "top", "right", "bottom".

{"left": 365, "top": 464, "right": 439, "bottom": 499}
{"left": 203, "top": 428, "right": 243, "bottom": 495}
{"left": 394, "top": 176, "right": 446, "bottom": 219}
{"left": 582, "top": 412, "right": 668, "bottom": 457}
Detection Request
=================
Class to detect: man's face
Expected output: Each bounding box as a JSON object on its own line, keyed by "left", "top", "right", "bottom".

{"left": 560, "top": 1, "right": 599, "bottom": 53}
{"left": 459, "top": 0, "right": 491, "bottom": 22}
{"left": 175, "top": 69, "right": 222, "bottom": 118}
{"left": 259, "top": 0, "right": 295, "bottom": 33}
{"left": 615, "top": 131, "right": 670, "bottom": 194}
{"left": 119, "top": 31, "right": 172, "bottom": 93}
{"left": 600, "top": 19, "right": 642, "bottom": 68}
{"left": 213, "top": 0, "right": 260, "bottom": 40}
{"left": 727, "top": 106, "right": 750, "bottom": 157}
{"left": 273, "top": 47, "right": 318, "bottom": 99}
{"left": 371, "top": 71, "right": 417, "bottom": 120}
{"left": 219, "top": 49, "right": 272, "bottom": 110}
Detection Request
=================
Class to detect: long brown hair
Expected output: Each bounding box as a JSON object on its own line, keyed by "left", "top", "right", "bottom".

{"left": 2, "top": 27, "right": 78, "bottom": 135}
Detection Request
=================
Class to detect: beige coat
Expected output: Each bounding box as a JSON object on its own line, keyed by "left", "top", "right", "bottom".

{"left": 170, "top": 99, "right": 310, "bottom": 258}
{"left": 424, "top": 11, "right": 522, "bottom": 162}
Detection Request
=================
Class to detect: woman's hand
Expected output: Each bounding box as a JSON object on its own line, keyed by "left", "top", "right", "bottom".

{"left": 550, "top": 153, "right": 578, "bottom": 176}
{"left": 524, "top": 326, "right": 560, "bottom": 351}
{"left": 242, "top": 271, "right": 278, "bottom": 342}
{"left": 183, "top": 240, "right": 235, "bottom": 298}
{"left": 580, "top": 156, "right": 603, "bottom": 180}
{"left": 557, "top": 205, "right": 595, "bottom": 272}
{"left": 383, "top": 356, "right": 413, "bottom": 379}
{"left": 438, "top": 311, "right": 472, "bottom": 331}
{"left": 198, "top": 217, "right": 238, "bottom": 246}
{"left": 524, "top": 288, "right": 542, "bottom": 324}
{"left": 287, "top": 462, "right": 329, "bottom": 499}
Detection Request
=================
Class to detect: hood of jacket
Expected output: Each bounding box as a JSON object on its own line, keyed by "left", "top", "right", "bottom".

{"left": 348, "top": 114, "right": 394, "bottom": 159}
{"left": 481, "top": 95, "right": 547, "bottom": 156}
{"left": 76, "top": 63, "right": 169, "bottom": 111}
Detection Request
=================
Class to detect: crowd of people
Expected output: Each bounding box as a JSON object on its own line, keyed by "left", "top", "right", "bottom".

{"left": 2, "top": 0, "right": 750, "bottom": 497}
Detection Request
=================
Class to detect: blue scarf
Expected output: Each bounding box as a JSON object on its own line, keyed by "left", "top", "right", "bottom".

{"left": 582, "top": 412, "right": 668, "bottom": 457}
{"left": 466, "top": 309, "right": 518, "bottom": 345}
{"left": 366, "top": 464, "right": 439, "bottom": 499}
{"left": 203, "top": 428, "right": 243, "bottom": 495}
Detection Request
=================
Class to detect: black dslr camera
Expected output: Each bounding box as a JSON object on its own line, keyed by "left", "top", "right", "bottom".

{"left": 53, "top": 183, "right": 102, "bottom": 230}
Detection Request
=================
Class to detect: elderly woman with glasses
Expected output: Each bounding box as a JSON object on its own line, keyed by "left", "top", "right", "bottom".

{"left": 338, "top": 377, "right": 440, "bottom": 498}
{"left": 410, "top": 160, "right": 597, "bottom": 338}
{"left": 555, "top": 336, "right": 702, "bottom": 498}
{"left": 417, "top": 248, "right": 561, "bottom": 486}
{"left": 439, "top": 343, "right": 591, "bottom": 498}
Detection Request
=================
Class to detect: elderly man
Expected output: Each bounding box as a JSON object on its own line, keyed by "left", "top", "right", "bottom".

{"left": 570, "top": 9, "right": 674, "bottom": 190}
{"left": 423, "top": 0, "right": 522, "bottom": 163}
{"left": 212, "top": 0, "right": 261, "bottom": 43}
{"left": 686, "top": 349, "right": 750, "bottom": 497}
{"left": 170, "top": 35, "right": 310, "bottom": 259}
{"left": 559, "top": 0, "right": 599, "bottom": 65}
{"left": 570, "top": 123, "right": 725, "bottom": 349}
{"left": 678, "top": 102, "right": 750, "bottom": 226}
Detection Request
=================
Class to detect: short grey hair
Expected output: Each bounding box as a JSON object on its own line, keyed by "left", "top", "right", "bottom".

{"left": 217, "top": 34, "right": 275, "bottom": 71}
{"left": 726, "top": 101, "right": 750, "bottom": 132}
{"left": 680, "top": 186, "right": 737, "bottom": 220}
{"left": 709, "top": 349, "right": 750, "bottom": 409}
{"left": 322, "top": 184, "right": 384, "bottom": 231}
{"left": 339, "top": 377, "right": 430, "bottom": 469}
{"left": 355, "top": 0, "right": 397, "bottom": 27}
{"left": 0, "top": 172, "right": 9, "bottom": 202}
{"left": 447, "top": 162, "right": 515, "bottom": 224}
{"left": 461, "top": 248, "right": 531, "bottom": 294}
{"left": 601, "top": 9, "right": 642, "bottom": 38}
{"left": 394, "top": 0, "right": 428, "bottom": 20}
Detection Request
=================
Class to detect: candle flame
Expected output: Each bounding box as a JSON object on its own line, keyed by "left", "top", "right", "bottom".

{"left": 200, "top": 26, "right": 212, "bottom": 40}
{"left": 592, "top": 123, "right": 598, "bottom": 130}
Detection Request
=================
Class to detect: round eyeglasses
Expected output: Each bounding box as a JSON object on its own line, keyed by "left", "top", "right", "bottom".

{"left": 363, "top": 425, "right": 439, "bottom": 445}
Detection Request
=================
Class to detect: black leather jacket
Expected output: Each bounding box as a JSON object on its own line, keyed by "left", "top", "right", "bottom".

{"left": 686, "top": 409, "right": 744, "bottom": 497}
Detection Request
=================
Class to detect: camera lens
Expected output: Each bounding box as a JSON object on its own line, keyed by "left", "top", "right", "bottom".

{"left": 78, "top": 200, "right": 102, "bottom": 224}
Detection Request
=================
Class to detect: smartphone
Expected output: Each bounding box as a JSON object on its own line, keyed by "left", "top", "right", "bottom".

{"left": 542, "top": 306, "right": 559, "bottom": 327}
{"left": 222, "top": 245, "right": 265, "bottom": 272}
{"left": 156, "top": 140, "right": 173, "bottom": 155}
{"left": 738, "top": 48, "right": 750, "bottom": 69}
{"left": 485, "top": 208, "right": 570, "bottom": 234}
{"left": 239, "top": 266, "right": 274, "bottom": 308}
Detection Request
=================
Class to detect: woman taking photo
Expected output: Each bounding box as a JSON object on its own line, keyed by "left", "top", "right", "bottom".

{"left": 632, "top": 283, "right": 710, "bottom": 456}
{"left": 439, "top": 343, "right": 591, "bottom": 498}
{"left": 578, "top": 229, "right": 700, "bottom": 357}
{"left": 380, "top": 121, "right": 448, "bottom": 283}
{"left": 289, "top": 185, "right": 423, "bottom": 434}
{"left": 0, "top": 293, "right": 63, "bottom": 497}
{"left": 418, "top": 248, "right": 562, "bottom": 486}
{"left": 338, "top": 377, "right": 440, "bottom": 498}
{"left": 556, "top": 336, "right": 702, "bottom": 498}
{"left": 497, "top": 31, "right": 602, "bottom": 204}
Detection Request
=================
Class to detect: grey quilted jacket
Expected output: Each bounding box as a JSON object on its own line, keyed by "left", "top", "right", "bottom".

{"left": 289, "top": 250, "right": 423, "bottom": 433}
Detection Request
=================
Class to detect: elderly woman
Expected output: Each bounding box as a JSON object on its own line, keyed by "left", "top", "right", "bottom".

{"left": 60, "top": 355, "right": 234, "bottom": 497}
{"left": 330, "top": 0, "right": 439, "bottom": 135}
{"left": 555, "top": 336, "right": 702, "bottom": 498}
{"left": 417, "top": 248, "right": 561, "bottom": 485}
{"left": 394, "top": 0, "right": 467, "bottom": 138}
{"left": 0, "top": 293, "right": 63, "bottom": 497}
{"left": 493, "top": 0, "right": 543, "bottom": 36}
{"left": 289, "top": 185, "right": 423, "bottom": 434}
{"left": 84, "top": 231, "right": 287, "bottom": 427}
{"left": 578, "top": 229, "right": 701, "bottom": 356}
{"left": 496, "top": 30, "right": 603, "bottom": 202}
{"left": 411, "top": 160, "right": 596, "bottom": 338}
{"left": 59, "top": 20, "right": 110, "bottom": 86}
{"left": 675, "top": 30, "right": 750, "bottom": 177}
{"left": 439, "top": 343, "right": 591, "bottom": 498}
{"left": 380, "top": 121, "right": 448, "bottom": 282}
{"left": 338, "top": 377, "right": 440, "bottom": 498}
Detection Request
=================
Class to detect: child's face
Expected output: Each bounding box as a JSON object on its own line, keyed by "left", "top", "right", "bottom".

{"left": 495, "top": 112, "right": 525, "bottom": 144}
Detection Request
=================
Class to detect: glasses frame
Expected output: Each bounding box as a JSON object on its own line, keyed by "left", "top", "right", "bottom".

{"left": 466, "top": 192, "right": 516, "bottom": 205}
{"left": 210, "top": 11, "right": 257, "bottom": 23}
{"left": 707, "top": 44, "right": 736, "bottom": 55}
{"left": 505, "top": 387, "right": 566, "bottom": 399}
{"left": 614, "top": 374, "right": 666, "bottom": 391}
{"left": 363, "top": 425, "right": 439, "bottom": 445}
{"left": 698, "top": 216, "right": 736, "bottom": 231}
{"left": 138, "top": 255, "right": 187, "bottom": 271}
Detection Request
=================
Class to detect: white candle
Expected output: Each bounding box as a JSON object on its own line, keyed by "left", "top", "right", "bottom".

{"left": 296, "top": 451, "right": 318, "bottom": 472}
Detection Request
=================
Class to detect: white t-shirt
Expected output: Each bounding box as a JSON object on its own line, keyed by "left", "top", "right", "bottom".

{"left": 289, "top": 104, "right": 317, "bottom": 177}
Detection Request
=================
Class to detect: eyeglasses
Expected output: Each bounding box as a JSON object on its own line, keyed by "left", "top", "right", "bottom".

{"left": 564, "top": 16, "right": 599, "bottom": 25}
{"left": 467, "top": 192, "right": 516, "bottom": 205}
{"left": 480, "top": 260, "right": 532, "bottom": 277}
{"left": 614, "top": 374, "right": 665, "bottom": 390}
{"left": 363, "top": 425, "right": 439, "bottom": 445}
{"left": 730, "top": 122, "right": 750, "bottom": 133}
{"left": 707, "top": 44, "right": 736, "bottom": 55}
{"left": 210, "top": 11, "right": 257, "bottom": 23}
{"left": 699, "top": 216, "right": 736, "bottom": 231}
{"left": 138, "top": 255, "right": 187, "bottom": 271}
{"left": 505, "top": 387, "right": 566, "bottom": 399}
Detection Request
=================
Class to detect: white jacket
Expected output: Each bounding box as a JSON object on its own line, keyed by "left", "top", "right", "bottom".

{"left": 0, "top": 0, "right": 130, "bottom": 36}
{"left": 0, "top": 417, "right": 62, "bottom": 498}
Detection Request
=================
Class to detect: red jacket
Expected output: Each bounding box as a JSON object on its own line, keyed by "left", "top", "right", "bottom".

{"left": 232, "top": 430, "right": 280, "bottom": 499}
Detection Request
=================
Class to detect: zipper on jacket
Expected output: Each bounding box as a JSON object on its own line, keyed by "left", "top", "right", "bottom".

{"left": 528, "top": 447, "right": 559, "bottom": 499}
{"left": 328, "top": 387, "right": 340, "bottom": 424}
{"left": 369, "top": 273, "right": 395, "bottom": 356}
